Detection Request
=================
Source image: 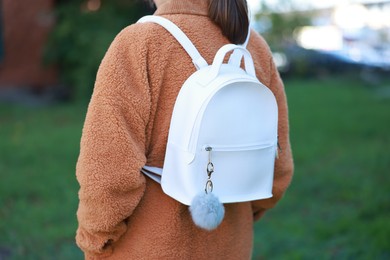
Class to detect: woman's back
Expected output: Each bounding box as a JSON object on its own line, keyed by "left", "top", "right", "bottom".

{"left": 75, "top": 1, "right": 294, "bottom": 259}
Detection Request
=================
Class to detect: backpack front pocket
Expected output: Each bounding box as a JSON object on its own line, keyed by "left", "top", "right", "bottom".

{"left": 198, "top": 142, "right": 276, "bottom": 203}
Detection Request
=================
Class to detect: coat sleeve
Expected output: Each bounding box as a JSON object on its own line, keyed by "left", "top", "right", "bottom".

{"left": 251, "top": 56, "right": 294, "bottom": 221}
{"left": 75, "top": 26, "right": 151, "bottom": 257}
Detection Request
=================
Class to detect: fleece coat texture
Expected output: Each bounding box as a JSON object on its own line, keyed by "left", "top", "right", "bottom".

{"left": 75, "top": 0, "right": 294, "bottom": 259}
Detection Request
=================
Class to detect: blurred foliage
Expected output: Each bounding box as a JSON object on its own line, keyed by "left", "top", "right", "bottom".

{"left": 255, "top": 0, "right": 312, "bottom": 51}
{"left": 44, "top": 0, "right": 153, "bottom": 101}
{"left": 255, "top": 0, "right": 315, "bottom": 77}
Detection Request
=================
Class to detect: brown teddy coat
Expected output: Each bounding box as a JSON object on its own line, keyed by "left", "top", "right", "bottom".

{"left": 75, "top": 0, "right": 294, "bottom": 259}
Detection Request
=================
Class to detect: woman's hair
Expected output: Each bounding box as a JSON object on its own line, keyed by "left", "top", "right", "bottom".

{"left": 208, "top": 0, "right": 249, "bottom": 44}
{"left": 145, "top": 0, "right": 155, "bottom": 8}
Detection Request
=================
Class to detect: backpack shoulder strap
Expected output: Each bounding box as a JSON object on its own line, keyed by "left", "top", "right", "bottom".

{"left": 138, "top": 15, "right": 208, "bottom": 70}
{"left": 228, "top": 25, "right": 251, "bottom": 67}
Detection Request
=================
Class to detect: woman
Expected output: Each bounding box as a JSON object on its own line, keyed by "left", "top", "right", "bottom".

{"left": 75, "top": 0, "right": 294, "bottom": 259}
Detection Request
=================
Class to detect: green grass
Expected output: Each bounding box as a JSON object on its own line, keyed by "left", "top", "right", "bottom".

{"left": 253, "top": 76, "right": 390, "bottom": 259}
{"left": 0, "top": 75, "right": 389, "bottom": 259}
{"left": 0, "top": 103, "right": 86, "bottom": 259}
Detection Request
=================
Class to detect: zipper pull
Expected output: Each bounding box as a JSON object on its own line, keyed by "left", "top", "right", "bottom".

{"left": 276, "top": 138, "right": 282, "bottom": 159}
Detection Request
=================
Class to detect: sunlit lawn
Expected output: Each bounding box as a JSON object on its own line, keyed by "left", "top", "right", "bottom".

{"left": 0, "top": 75, "right": 389, "bottom": 259}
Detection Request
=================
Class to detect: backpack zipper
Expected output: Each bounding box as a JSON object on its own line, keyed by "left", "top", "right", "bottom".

{"left": 203, "top": 142, "right": 276, "bottom": 152}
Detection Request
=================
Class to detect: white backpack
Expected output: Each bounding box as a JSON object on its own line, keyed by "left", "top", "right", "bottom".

{"left": 138, "top": 16, "right": 278, "bottom": 230}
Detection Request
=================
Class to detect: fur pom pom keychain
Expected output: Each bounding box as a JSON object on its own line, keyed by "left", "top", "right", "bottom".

{"left": 189, "top": 188, "right": 225, "bottom": 231}
{"left": 189, "top": 147, "right": 225, "bottom": 231}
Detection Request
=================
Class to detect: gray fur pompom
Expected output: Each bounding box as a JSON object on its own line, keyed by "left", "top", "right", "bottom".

{"left": 189, "top": 192, "right": 225, "bottom": 231}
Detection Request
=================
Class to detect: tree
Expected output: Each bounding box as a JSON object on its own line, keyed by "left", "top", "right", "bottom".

{"left": 45, "top": 0, "right": 154, "bottom": 101}
{"left": 255, "top": 0, "right": 312, "bottom": 51}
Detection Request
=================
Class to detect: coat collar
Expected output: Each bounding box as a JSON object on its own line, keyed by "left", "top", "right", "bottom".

{"left": 155, "top": 0, "right": 209, "bottom": 16}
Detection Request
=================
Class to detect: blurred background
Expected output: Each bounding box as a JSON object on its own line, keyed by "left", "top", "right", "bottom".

{"left": 0, "top": 0, "right": 389, "bottom": 259}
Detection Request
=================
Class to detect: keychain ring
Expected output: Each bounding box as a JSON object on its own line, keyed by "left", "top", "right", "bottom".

{"left": 205, "top": 180, "right": 213, "bottom": 194}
